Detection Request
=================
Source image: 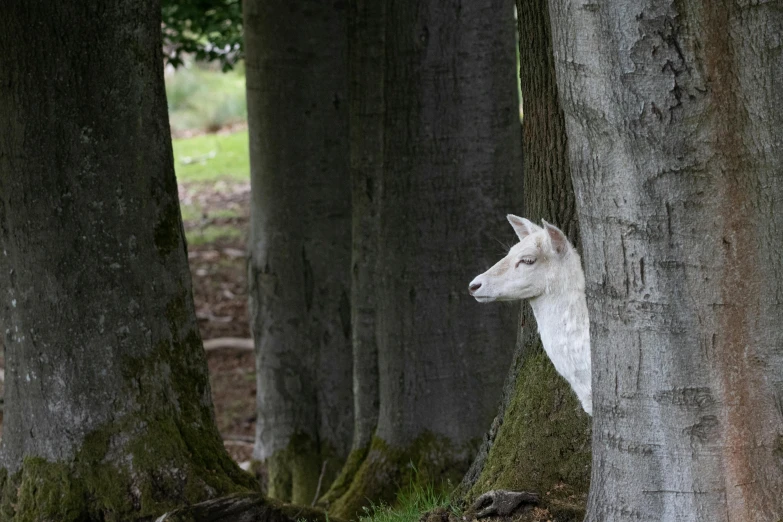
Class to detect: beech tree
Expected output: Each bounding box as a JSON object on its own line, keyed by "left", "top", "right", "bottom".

{"left": 243, "top": 0, "right": 353, "bottom": 506}
{"left": 316, "top": 0, "right": 384, "bottom": 509}
{"left": 457, "top": 1, "right": 590, "bottom": 519}
{"left": 0, "top": 1, "right": 256, "bottom": 520}
{"left": 548, "top": 0, "right": 783, "bottom": 520}
{"left": 323, "top": 0, "right": 523, "bottom": 517}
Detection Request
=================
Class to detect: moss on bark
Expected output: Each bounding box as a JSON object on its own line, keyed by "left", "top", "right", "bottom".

{"left": 265, "top": 432, "right": 330, "bottom": 506}
{"left": 0, "top": 296, "right": 258, "bottom": 521}
{"left": 329, "top": 434, "right": 474, "bottom": 520}
{"left": 464, "top": 350, "right": 590, "bottom": 514}
{"left": 317, "top": 446, "right": 368, "bottom": 509}
{"left": 0, "top": 417, "right": 257, "bottom": 522}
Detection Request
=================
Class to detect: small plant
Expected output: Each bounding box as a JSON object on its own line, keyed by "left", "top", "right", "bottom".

{"left": 359, "top": 470, "right": 458, "bottom": 522}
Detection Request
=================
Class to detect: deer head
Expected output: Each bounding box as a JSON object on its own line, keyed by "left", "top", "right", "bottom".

{"left": 468, "top": 215, "right": 582, "bottom": 302}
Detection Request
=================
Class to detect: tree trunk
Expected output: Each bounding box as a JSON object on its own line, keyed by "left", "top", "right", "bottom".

{"left": 317, "top": 0, "right": 384, "bottom": 508}
{"left": 548, "top": 1, "right": 783, "bottom": 520}
{"left": 457, "top": 1, "right": 591, "bottom": 518}
{"left": 0, "top": 2, "right": 256, "bottom": 520}
{"left": 328, "top": 0, "right": 523, "bottom": 517}
{"left": 244, "top": 0, "right": 353, "bottom": 506}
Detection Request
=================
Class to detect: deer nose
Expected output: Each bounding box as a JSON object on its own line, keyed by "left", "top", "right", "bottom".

{"left": 469, "top": 282, "right": 482, "bottom": 294}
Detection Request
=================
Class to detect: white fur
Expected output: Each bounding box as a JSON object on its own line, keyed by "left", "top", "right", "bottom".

{"left": 469, "top": 215, "right": 592, "bottom": 415}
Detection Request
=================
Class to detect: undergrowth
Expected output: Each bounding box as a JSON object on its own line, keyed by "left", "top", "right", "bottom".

{"left": 358, "top": 476, "right": 459, "bottom": 522}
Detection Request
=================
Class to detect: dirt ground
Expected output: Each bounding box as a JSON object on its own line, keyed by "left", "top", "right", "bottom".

{"left": 180, "top": 180, "right": 256, "bottom": 464}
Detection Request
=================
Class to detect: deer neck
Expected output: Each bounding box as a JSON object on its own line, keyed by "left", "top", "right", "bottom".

{"left": 529, "top": 288, "right": 589, "bottom": 348}
{"left": 528, "top": 287, "right": 591, "bottom": 411}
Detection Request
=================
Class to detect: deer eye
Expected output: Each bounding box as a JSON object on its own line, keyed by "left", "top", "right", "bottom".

{"left": 515, "top": 257, "right": 536, "bottom": 268}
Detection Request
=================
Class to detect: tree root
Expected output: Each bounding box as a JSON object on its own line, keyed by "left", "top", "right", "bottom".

{"left": 202, "top": 337, "right": 254, "bottom": 351}
{"left": 470, "top": 490, "right": 540, "bottom": 518}
{"left": 155, "top": 493, "right": 340, "bottom": 522}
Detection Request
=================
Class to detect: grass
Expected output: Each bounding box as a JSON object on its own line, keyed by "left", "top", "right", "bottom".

{"left": 172, "top": 130, "right": 250, "bottom": 183}
{"left": 166, "top": 60, "right": 250, "bottom": 245}
{"left": 185, "top": 225, "right": 244, "bottom": 246}
{"left": 166, "top": 61, "right": 247, "bottom": 135}
{"left": 358, "top": 479, "right": 458, "bottom": 522}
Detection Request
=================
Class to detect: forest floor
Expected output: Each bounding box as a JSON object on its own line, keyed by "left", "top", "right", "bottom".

{"left": 175, "top": 131, "right": 256, "bottom": 467}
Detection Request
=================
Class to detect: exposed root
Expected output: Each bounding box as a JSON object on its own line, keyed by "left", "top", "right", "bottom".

{"left": 203, "top": 337, "right": 254, "bottom": 351}
{"left": 470, "top": 490, "right": 540, "bottom": 518}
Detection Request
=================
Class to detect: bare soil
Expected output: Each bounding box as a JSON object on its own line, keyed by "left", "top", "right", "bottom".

{"left": 180, "top": 180, "right": 256, "bottom": 464}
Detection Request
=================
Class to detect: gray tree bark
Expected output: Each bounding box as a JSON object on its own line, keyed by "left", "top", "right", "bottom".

{"left": 0, "top": 1, "right": 256, "bottom": 520}
{"left": 318, "top": 0, "right": 384, "bottom": 508}
{"left": 548, "top": 1, "right": 783, "bottom": 520}
{"left": 457, "top": 1, "right": 591, "bottom": 519}
{"left": 327, "top": 0, "right": 523, "bottom": 517}
{"left": 244, "top": 0, "right": 354, "bottom": 506}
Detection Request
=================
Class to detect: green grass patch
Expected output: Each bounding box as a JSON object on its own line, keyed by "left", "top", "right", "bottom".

{"left": 172, "top": 131, "right": 250, "bottom": 183}
{"left": 166, "top": 62, "right": 247, "bottom": 135}
{"left": 185, "top": 225, "right": 244, "bottom": 246}
{"left": 180, "top": 205, "right": 243, "bottom": 223}
{"left": 358, "top": 479, "right": 458, "bottom": 522}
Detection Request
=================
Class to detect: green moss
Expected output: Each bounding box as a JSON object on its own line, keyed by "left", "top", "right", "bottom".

{"left": 318, "top": 446, "right": 369, "bottom": 509}
{"left": 0, "top": 293, "right": 258, "bottom": 521}
{"left": 465, "top": 349, "right": 591, "bottom": 514}
{"left": 329, "top": 433, "right": 474, "bottom": 520}
{"left": 14, "top": 458, "right": 89, "bottom": 522}
{"left": 2, "top": 416, "right": 255, "bottom": 522}
{"left": 265, "top": 432, "right": 342, "bottom": 507}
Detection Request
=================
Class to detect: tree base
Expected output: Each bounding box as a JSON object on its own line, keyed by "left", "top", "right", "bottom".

{"left": 469, "top": 490, "right": 539, "bottom": 518}
{"left": 0, "top": 415, "right": 257, "bottom": 522}
{"left": 328, "top": 434, "right": 472, "bottom": 519}
{"left": 316, "top": 446, "right": 368, "bottom": 509}
{"left": 464, "top": 351, "right": 591, "bottom": 504}
{"left": 156, "top": 493, "right": 342, "bottom": 522}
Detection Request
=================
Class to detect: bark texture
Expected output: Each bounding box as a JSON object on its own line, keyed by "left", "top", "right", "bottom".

{"left": 244, "top": 0, "right": 353, "bottom": 506}
{"left": 157, "top": 493, "right": 339, "bottom": 522}
{"left": 317, "top": 0, "right": 385, "bottom": 507}
{"left": 458, "top": 0, "right": 591, "bottom": 516}
{"left": 548, "top": 0, "right": 783, "bottom": 520}
{"left": 328, "top": 0, "right": 523, "bottom": 517}
{"left": 0, "top": 2, "right": 256, "bottom": 520}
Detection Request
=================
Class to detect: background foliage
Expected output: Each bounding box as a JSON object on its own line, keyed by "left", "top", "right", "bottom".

{"left": 162, "top": 0, "right": 243, "bottom": 70}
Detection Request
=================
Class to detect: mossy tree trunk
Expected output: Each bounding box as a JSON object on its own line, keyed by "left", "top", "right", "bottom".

{"left": 243, "top": 0, "right": 354, "bottom": 507}
{"left": 317, "top": 0, "right": 385, "bottom": 508}
{"left": 548, "top": 0, "right": 783, "bottom": 519}
{"left": 0, "top": 2, "right": 257, "bottom": 520}
{"left": 458, "top": 0, "right": 591, "bottom": 517}
{"left": 326, "top": 0, "right": 523, "bottom": 517}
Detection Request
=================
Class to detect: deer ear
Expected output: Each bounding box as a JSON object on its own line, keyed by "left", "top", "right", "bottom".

{"left": 542, "top": 220, "right": 569, "bottom": 257}
{"left": 507, "top": 214, "right": 540, "bottom": 242}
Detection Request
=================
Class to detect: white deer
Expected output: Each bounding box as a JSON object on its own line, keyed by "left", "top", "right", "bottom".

{"left": 469, "top": 215, "right": 591, "bottom": 415}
